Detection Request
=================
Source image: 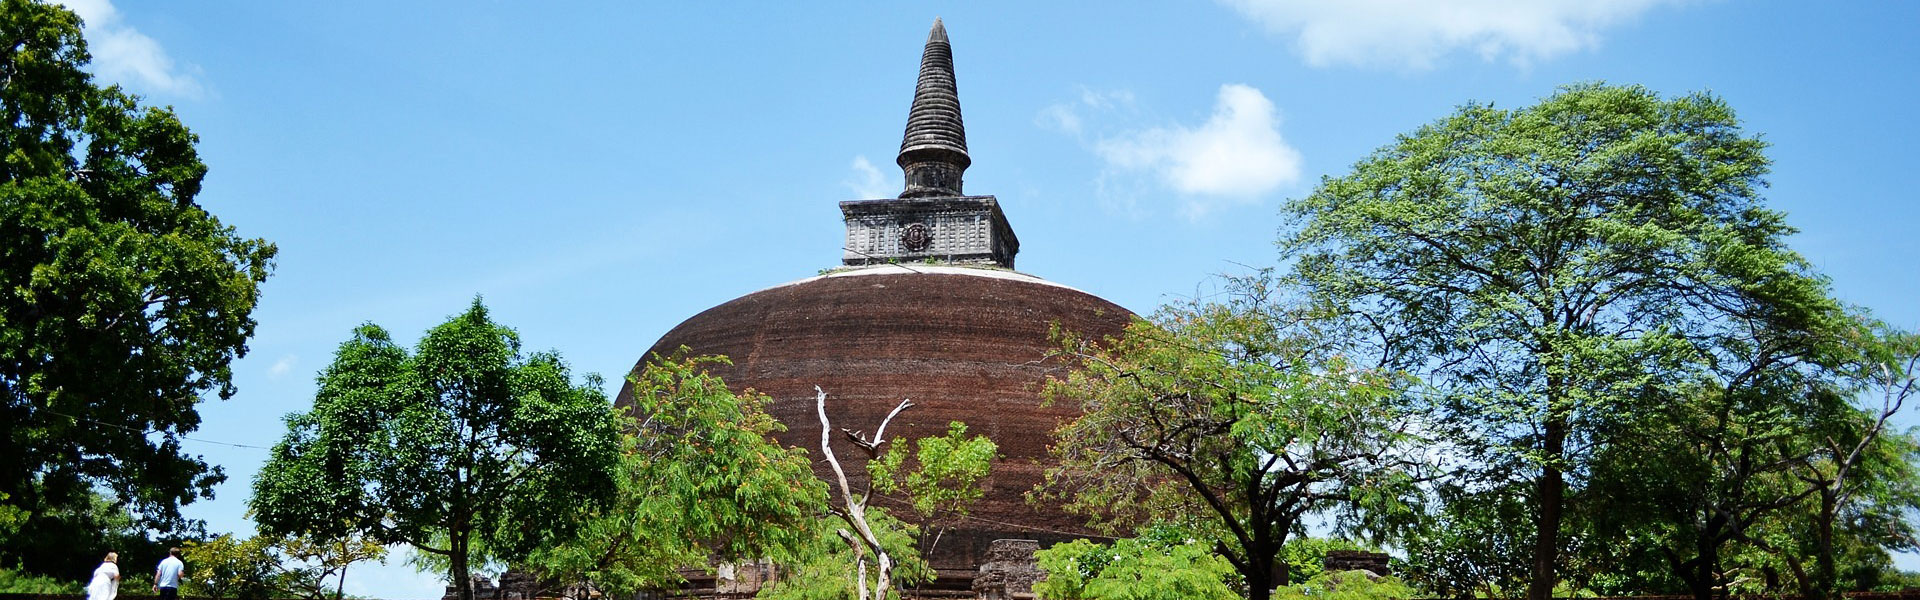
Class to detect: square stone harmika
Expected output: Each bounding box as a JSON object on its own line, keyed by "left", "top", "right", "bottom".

{"left": 840, "top": 195, "right": 1019, "bottom": 269}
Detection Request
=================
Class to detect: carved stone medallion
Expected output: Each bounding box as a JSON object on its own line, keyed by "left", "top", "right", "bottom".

{"left": 901, "top": 222, "right": 933, "bottom": 252}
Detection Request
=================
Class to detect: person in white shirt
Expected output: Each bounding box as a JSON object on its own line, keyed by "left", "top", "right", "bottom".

{"left": 153, "top": 547, "right": 185, "bottom": 600}
{"left": 84, "top": 552, "right": 119, "bottom": 600}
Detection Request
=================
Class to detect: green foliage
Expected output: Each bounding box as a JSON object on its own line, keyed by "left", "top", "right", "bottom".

{"left": 0, "top": 493, "right": 21, "bottom": 539}
{"left": 0, "top": 567, "right": 82, "bottom": 594}
{"left": 181, "top": 532, "right": 384, "bottom": 600}
{"left": 1038, "top": 274, "right": 1419, "bottom": 599}
{"left": 1569, "top": 324, "right": 1920, "bottom": 600}
{"left": 1280, "top": 82, "right": 1849, "bottom": 598}
{"left": 1271, "top": 570, "right": 1414, "bottom": 600}
{"left": 756, "top": 510, "right": 931, "bottom": 600}
{"left": 1033, "top": 539, "right": 1108, "bottom": 596}
{"left": 1394, "top": 487, "right": 1536, "bottom": 599}
{"left": 185, "top": 535, "right": 285, "bottom": 600}
{"left": 869, "top": 419, "right": 997, "bottom": 557}
{"left": 1871, "top": 569, "right": 1920, "bottom": 592}
{"left": 1033, "top": 536, "right": 1239, "bottom": 600}
{"left": 0, "top": 488, "right": 186, "bottom": 584}
{"left": 249, "top": 300, "right": 620, "bottom": 600}
{"left": 529, "top": 351, "right": 826, "bottom": 595}
{"left": 873, "top": 421, "right": 995, "bottom": 519}
{"left": 0, "top": 0, "right": 276, "bottom": 538}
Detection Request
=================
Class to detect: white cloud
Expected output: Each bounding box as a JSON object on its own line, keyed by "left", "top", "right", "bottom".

{"left": 267, "top": 355, "right": 297, "bottom": 380}
{"left": 55, "top": 0, "right": 204, "bottom": 97}
{"left": 844, "top": 155, "right": 895, "bottom": 199}
{"left": 1037, "top": 89, "right": 1137, "bottom": 136}
{"left": 1221, "top": 0, "right": 1686, "bottom": 69}
{"left": 1036, "top": 103, "right": 1083, "bottom": 136}
{"left": 1093, "top": 84, "right": 1302, "bottom": 216}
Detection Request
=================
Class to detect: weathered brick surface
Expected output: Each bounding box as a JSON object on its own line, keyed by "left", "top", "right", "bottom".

{"left": 617, "top": 268, "right": 1133, "bottom": 573}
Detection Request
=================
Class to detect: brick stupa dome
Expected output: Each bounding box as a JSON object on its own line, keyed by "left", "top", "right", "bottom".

{"left": 617, "top": 265, "right": 1131, "bottom": 577}
{"left": 614, "top": 19, "right": 1135, "bottom": 588}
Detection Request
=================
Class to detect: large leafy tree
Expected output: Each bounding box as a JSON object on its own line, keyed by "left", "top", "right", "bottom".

{"left": 1038, "top": 276, "right": 1419, "bottom": 600}
{"left": 0, "top": 0, "right": 275, "bottom": 542}
{"left": 1578, "top": 317, "right": 1920, "bottom": 600}
{"left": 1280, "top": 83, "right": 1841, "bottom": 600}
{"left": 249, "top": 300, "right": 621, "bottom": 600}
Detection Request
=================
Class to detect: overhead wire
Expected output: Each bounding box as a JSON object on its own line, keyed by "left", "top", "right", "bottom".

{"left": 42, "top": 408, "right": 275, "bottom": 451}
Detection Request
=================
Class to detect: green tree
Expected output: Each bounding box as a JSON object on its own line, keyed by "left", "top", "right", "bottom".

{"left": 249, "top": 300, "right": 621, "bottom": 600}
{"left": 181, "top": 532, "right": 385, "bottom": 600}
{"left": 0, "top": 0, "right": 276, "bottom": 543}
{"left": 278, "top": 531, "right": 387, "bottom": 600}
{"left": 1579, "top": 316, "right": 1882, "bottom": 600}
{"left": 1756, "top": 329, "right": 1920, "bottom": 600}
{"left": 183, "top": 535, "right": 286, "bottom": 600}
{"left": 1037, "top": 276, "right": 1419, "bottom": 600}
{"left": 527, "top": 352, "right": 825, "bottom": 595}
{"left": 869, "top": 420, "right": 998, "bottom": 559}
{"left": 1280, "top": 83, "right": 1836, "bottom": 600}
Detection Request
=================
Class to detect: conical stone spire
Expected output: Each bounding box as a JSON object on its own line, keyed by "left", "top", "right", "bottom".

{"left": 897, "top": 18, "right": 970, "bottom": 198}
{"left": 842, "top": 18, "right": 1016, "bottom": 269}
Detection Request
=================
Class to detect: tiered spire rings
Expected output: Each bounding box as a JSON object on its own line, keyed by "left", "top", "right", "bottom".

{"left": 897, "top": 18, "right": 970, "bottom": 198}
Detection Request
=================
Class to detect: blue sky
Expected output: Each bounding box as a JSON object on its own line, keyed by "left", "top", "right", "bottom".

{"left": 54, "top": 0, "right": 1920, "bottom": 596}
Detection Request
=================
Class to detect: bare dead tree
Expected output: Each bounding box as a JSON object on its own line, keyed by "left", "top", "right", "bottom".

{"left": 814, "top": 386, "right": 913, "bottom": 600}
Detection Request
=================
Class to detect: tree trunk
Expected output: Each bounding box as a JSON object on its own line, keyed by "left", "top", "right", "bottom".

{"left": 1685, "top": 571, "right": 1714, "bottom": 600}
{"left": 1247, "top": 556, "right": 1274, "bottom": 600}
{"left": 1810, "top": 494, "right": 1838, "bottom": 600}
{"left": 452, "top": 531, "right": 473, "bottom": 600}
{"left": 1527, "top": 416, "right": 1567, "bottom": 600}
{"left": 1681, "top": 515, "right": 1727, "bottom": 600}
{"left": 1246, "top": 511, "right": 1280, "bottom": 600}
{"left": 1683, "top": 549, "right": 1718, "bottom": 600}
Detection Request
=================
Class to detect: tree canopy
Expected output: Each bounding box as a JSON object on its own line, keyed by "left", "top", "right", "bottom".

{"left": 249, "top": 300, "right": 619, "bottom": 600}
{"left": 526, "top": 352, "right": 826, "bottom": 595}
{"left": 180, "top": 531, "right": 385, "bottom": 600}
{"left": 1279, "top": 82, "right": 1908, "bottom": 600}
{"left": 0, "top": 0, "right": 276, "bottom": 546}
{"left": 1038, "top": 275, "right": 1419, "bottom": 600}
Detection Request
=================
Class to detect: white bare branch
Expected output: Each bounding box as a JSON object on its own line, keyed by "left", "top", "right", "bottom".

{"left": 813, "top": 386, "right": 912, "bottom": 600}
